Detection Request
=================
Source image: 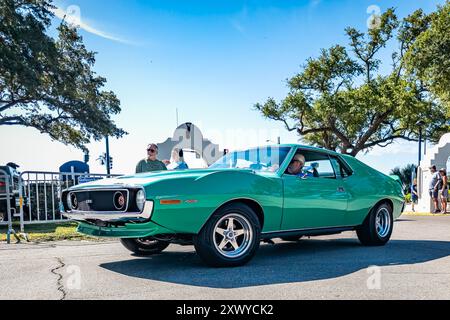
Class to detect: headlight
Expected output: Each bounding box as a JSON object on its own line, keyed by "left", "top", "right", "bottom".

{"left": 67, "top": 192, "right": 78, "bottom": 210}
{"left": 113, "top": 191, "right": 127, "bottom": 211}
{"left": 136, "top": 189, "right": 146, "bottom": 211}
{"left": 66, "top": 193, "right": 72, "bottom": 209}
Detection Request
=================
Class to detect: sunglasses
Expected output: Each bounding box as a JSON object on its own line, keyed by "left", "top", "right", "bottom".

{"left": 147, "top": 149, "right": 157, "bottom": 153}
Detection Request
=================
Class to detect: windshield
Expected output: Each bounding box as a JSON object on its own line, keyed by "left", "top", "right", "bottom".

{"left": 209, "top": 147, "right": 291, "bottom": 172}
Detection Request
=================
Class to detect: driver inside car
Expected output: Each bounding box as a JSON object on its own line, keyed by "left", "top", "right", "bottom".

{"left": 287, "top": 154, "right": 319, "bottom": 179}
{"left": 287, "top": 154, "right": 306, "bottom": 176}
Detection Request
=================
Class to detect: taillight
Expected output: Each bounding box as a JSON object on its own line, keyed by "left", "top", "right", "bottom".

{"left": 0, "top": 182, "right": 5, "bottom": 187}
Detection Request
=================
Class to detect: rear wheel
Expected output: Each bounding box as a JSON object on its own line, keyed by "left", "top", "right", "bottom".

{"left": 357, "top": 203, "right": 393, "bottom": 246}
{"left": 120, "top": 237, "right": 170, "bottom": 256}
{"left": 194, "top": 203, "right": 261, "bottom": 267}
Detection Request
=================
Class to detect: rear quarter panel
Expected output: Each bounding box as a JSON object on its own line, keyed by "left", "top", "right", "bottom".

{"left": 342, "top": 155, "right": 405, "bottom": 226}
{"left": 146, "top": 170, "right": 283, "bottom": 234}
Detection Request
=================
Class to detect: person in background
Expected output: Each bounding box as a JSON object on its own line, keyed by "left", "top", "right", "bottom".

{"left": 411, "top": 178, "right": 418, "bottom": 212}
{"left": 135, "top": 143, "right": 167, "bottom": 173}
{"left": 167, "top": 148, "right": 189, "bottom": 170}
{"left": 439, "top": 168, "right": 448, "bottom": 214}
{"left": 429, "top": 165, "right": 442, "bottom": 213}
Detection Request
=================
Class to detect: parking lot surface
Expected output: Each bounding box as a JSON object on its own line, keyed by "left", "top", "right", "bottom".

{"left": 1, "top": 215, "right": 450, "bottom": 300}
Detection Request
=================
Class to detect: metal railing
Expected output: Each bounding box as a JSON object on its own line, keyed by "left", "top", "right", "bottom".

{"left": 18, "top": 171, "right": 122, "bottom": 226}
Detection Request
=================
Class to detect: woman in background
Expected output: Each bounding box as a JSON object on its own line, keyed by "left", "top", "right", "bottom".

{"left": 167, "top": 148, "right": 189, "bottom": 170}
{"left": 439, "top": 169, "right": 448, "bottom": 214}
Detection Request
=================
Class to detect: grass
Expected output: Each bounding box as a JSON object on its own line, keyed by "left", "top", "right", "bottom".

{"left": 0, "top": 222, "right": 100, "bottom": 242}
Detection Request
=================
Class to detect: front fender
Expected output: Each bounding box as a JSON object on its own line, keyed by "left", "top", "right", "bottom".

{"left": 147, "top": 171, "right": 283, "bottom": 234}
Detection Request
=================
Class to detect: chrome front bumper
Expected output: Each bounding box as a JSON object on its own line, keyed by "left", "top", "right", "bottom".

{"left": 61, "top": 200, "right": 154, "bottom": 222}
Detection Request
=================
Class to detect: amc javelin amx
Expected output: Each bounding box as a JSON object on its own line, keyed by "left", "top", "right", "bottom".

{"left": 61, "top": 145, "right": 405, "bottom": 267}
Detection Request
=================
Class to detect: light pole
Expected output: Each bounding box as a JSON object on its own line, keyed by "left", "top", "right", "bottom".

{"left": 105, "top": 136, "right": 111, "bottom": 175}
{"left": 416, "top": 120, "right": 425, "bottom": 167}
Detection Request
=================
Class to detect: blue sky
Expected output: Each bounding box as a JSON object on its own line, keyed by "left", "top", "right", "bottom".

{"left": 0, "top": 0, "right": 445, "bottom": 174}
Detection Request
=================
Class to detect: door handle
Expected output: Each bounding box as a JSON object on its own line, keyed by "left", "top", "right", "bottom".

{"left": 337, "top": 187, "right": 346, "bottom": 193}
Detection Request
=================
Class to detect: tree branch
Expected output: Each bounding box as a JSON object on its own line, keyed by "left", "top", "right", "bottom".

{"left": 0, "top": 116, "right": 26, "bottom": 126}
{"left": 0, "top": 99, "right": 30, "bottom": 113}
{"left": 355, "top": 109, "right": 393, "bottom": 150}
{"left": 299, "top": 127, "right": 332, "bottom": 135}
{"left": 362, "top": 135, "right": 417, "bottom": 150}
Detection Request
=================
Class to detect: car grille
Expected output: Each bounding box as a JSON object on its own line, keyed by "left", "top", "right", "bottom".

{"left": 67, "top": 190, "right": 129, "bottom": 212}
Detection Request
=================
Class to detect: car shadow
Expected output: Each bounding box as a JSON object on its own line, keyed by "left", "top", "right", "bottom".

{"left": 99, "top": 238, "right": 450, "bottom": 288}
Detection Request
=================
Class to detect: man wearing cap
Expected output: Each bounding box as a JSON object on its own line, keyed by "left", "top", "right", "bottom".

{"left": 429, "top": 165, "right": 442, "bottom": 213}
{"left": 135, "top": 144, "right": 167, "bottom": 173}
{"left": 287, "top": 154, "right": 307, "bottom": 177}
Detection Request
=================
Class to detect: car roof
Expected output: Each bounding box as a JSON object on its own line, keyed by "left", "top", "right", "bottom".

{"left": 267, "top": 144, "right": 342, "bottom": 156}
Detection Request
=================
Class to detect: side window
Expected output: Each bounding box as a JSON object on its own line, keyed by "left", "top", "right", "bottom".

{"left": 330, "top": 156, "right": 353, "bottom": 178}
{"left": 285, "top": 150, "right": 348, "bottom": 179}
{"left": 304, "top": 158, "right": 336, "bottom": 179}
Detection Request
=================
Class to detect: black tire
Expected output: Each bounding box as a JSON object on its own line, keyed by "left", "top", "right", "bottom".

{"left": 281, "top": 236, "right": 303, "bottom": 242}
{"left": 120, "top": 237, "right": 170, "bottom": 256}
{"left": 356, "top": 202, "right": 393, "bottom": 246}
{"left": 193, "top": 203, "right": 261, "bottom": 267}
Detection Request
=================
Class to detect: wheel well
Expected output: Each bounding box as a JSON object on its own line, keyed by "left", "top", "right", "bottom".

{"left": 357, "top": 198, "right": 395, "bottom": 228}
{"left": 215, "top": 199, "right": 265, "bottom": 229}
{"left": 372, "top": 199, "right": 394, "bottom": 212}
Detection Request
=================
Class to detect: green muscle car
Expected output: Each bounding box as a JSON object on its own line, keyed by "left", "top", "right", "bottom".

{"left": 61, "top": 145, "right": 405, "bottom": 267}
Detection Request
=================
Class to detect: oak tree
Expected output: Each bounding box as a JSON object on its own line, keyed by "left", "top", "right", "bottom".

{"left": 0, "top": 0, "right": 126, "bottom": 151}
{"left": 255, "top": 6, "right": 449, "bottom": 156}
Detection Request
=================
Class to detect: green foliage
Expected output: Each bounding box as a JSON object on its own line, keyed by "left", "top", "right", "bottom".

{"left": 255, "top": 6, "right": 450, "bottom": 156}
{"left": 390, "top": 163, "right": 417, "bottom": 193}
{"left": 0, "top": 0, "right": 126, "bottom": 151}
{"left": 404, "top": 1, "right": 450, "bottom": 121}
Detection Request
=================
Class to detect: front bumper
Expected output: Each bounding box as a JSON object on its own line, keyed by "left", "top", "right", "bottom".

{"left": 61, "top": 201, "right": 154, "bottom": 222}
{"left": 77, "top": 219, "right": 175, "bottom": 238}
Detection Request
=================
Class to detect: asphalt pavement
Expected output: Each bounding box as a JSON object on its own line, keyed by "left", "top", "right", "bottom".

{"left": 1, "top": 215, "right": 450, "bottom": 300}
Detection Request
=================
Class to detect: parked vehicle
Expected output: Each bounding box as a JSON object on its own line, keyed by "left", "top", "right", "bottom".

{"left": 0, "top": 163, "right": 24, "bottom": 222}
{"left": 61, "top": 145, "right": 405, "bottom": 267}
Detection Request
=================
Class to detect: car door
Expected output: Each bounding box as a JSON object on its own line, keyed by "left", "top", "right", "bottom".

{"left": 281, "top": 150, "right": 349, "bottom": 230}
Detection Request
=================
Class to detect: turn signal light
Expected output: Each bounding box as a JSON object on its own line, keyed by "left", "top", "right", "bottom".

{"left": 160, "top": 199, "right": 182, "bottom": 205}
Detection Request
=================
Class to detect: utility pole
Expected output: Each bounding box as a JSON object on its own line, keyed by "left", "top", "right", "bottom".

{"left": 416, "top": 120, "right": 425, "bottom": 167}
{"left": 424, "top": 131, "right": 427, "bottom": 155}
{"left": 105, "top": 136, "right": 111, "bottom": 175}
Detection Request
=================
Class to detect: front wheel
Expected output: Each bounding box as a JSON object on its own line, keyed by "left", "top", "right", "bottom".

{"left": 120, "top": 237, "right": 170, "bottom": 256}
{"left": 356, "top": 203, "right": 393, "bottom": 246}
{"left": 194, "top": 203, "right": 261, "bottom": 267}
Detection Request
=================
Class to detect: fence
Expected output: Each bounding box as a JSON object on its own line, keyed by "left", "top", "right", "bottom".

{"left": 18, "top": 171, "right": 122, "bottom": 226}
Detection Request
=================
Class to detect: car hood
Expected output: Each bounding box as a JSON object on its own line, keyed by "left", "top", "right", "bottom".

{"left": 68, "top": 168, "right": 268, "bottom": 190}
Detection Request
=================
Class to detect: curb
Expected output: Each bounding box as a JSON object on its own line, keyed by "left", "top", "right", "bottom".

{"left": 401, "top": 212, "right": 449, "bottom": 217}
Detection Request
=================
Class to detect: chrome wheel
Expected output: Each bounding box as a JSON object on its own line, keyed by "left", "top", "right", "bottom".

{"left": 375, "top": 207, "right": 391, "bottom": 238}
{"left": 213, "top": 213, "right": 253, "bottom": 258}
